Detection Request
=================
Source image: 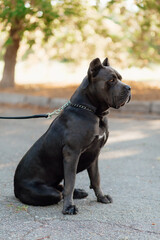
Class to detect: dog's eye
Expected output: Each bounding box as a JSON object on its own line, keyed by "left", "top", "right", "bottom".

{"left": 109, "top": 79, "right": 114, "bottom": 83}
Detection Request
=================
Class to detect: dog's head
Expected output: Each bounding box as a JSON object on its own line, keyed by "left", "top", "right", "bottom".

{"left": 84, "top": 57, "right": 131, "bottom": 110}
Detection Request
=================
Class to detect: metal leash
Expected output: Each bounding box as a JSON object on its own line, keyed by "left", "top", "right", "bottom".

{"left": 47, "top": 101, "right": 71, "bottom": 119}
{"left": 0, "top": 101, "right": 71, "bottom": 120}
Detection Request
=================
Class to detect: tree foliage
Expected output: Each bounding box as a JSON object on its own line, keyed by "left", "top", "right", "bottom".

{"left": 0, "top": 0, "right": 160, "bottom": 74}
{"left": 107, "top": 0, "right": 160, "bottom": 66}
{"left": 0, "top": 0, "right": 91, "bottom": 87}
{"left": 0, "top": 0, "right": 87, "bottom": 49}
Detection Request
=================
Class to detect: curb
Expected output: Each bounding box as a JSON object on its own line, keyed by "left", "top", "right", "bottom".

{"left": 0, "top": 93, "right": 67, "bottom": 108}
{"left": 112, "top": 100, "right": 160, "bottom": 115}
{"left": 0, "top": 92, "right": 159, "bottom": 115}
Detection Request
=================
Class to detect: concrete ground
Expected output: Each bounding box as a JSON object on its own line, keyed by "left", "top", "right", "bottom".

{"left": 0, "top": 105, "right": 160, "bottom": 240}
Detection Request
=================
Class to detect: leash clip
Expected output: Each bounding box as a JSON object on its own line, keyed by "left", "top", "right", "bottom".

{"left": 47, "top": 113, "right": 52, "bottom": 119}
{"left": 47, "top": 101, "right": 71, "bottom": 119}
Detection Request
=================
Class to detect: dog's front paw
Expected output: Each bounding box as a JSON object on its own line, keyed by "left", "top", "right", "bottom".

{"left": 97, "top": 195, "right": 113, "bottom": 204}
{"left": 62, "top": 205, "right": 78, "bottom": 215}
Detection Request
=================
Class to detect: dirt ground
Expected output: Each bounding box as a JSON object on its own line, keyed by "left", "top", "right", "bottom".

{"left": 0, "top": 80, "right": 160, "bottom": 101}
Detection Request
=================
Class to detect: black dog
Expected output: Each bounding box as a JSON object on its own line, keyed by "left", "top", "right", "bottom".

{"left": 14, "top": 58, "right": 131, "bottom": 214}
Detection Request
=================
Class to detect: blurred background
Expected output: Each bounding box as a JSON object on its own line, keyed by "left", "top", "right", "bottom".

{"left": 0, "top": 0, "right": 160, "bottom": 100}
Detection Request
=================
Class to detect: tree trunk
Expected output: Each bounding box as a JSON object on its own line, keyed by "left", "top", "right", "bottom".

{"left": 0, "top": 28, "right": 21, "bottom": 88}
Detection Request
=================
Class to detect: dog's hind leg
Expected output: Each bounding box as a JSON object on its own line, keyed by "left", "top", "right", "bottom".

{"left": 14, "top": 180, "right": 62, "bottom": 206}
{"left": 56, "top": 184, "right": 88, "bottom": 199}
{"left": 73, "top": 189, "right": 88, "bottom": 199}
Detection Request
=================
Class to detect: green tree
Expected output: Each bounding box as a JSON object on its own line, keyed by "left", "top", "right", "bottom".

{"left": 1, "top": 0, "right": 160, "bottom": 88}
{"left": 107, "top": 0, "right": 160, "bottom": 66}
{"left": 0, "top": 0, "right": 87, "bottom": 87}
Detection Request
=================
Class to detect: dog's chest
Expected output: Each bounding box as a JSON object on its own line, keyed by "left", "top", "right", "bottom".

{"left": 86, "top": 117, "right": 108, "bottom": 151}
{"left": 78, "top": 118, "right": 108, "bottom": 172}
{"left": 98, "top": 131, "right": 107, "bottom": 142}
{"left": 77, "top": 117, "right": 109, "bottom": 172}
{"left": 96, "top": 117, "right": 108, "bottom": 144}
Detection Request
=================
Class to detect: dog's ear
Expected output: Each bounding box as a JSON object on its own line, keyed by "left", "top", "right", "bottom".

{"left": 81, "top": 77, "right": 89, "bottom": 89}
{"left": 88, "top": 58, "right": 102, "bottom": 80}
{"left": 103, "top": 57, "right": 110, "bottom": 66}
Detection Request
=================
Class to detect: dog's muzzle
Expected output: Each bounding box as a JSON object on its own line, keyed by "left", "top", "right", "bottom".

{"left": 115, "top": 85, "right": 131, "bottom": 109}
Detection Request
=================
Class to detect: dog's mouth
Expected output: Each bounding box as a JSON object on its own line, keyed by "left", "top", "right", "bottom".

{"left": 120, "top": 94, "right": 131, "bottom": 106}
{"left": 115, "top": 94, "right": 131, "bottom": 109}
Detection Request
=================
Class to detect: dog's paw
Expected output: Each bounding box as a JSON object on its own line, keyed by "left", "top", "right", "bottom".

{"left": 73, "top": 188, "right": 88, "bottom": 199}
{"left": 62, "top": 205, "right": 78, "bottom": 215}
{"left": 97, "top": 195, "right": 113, "bottom": 204}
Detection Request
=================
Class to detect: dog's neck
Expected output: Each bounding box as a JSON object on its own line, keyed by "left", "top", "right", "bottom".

{"left": 70, "top": 76, "right": 109, "bottom": 118}
{"left": 70, "top": 87, "right": 96, "bottom": 113}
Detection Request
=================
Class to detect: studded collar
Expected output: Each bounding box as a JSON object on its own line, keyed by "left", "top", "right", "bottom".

{"left": 69, "top": 101, "right": 109, "bottom": 118}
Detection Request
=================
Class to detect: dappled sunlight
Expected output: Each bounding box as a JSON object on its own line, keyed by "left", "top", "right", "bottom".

{"left": 0, "top": 162, "right": 16, "bottom": 169}
{"left": 100, "top": 117, "right": 160, "bottom": 165}
{"left": 147, "top": 120, "right": 160, "bottom": 131}
{"left": 1, "top": 129, "right": 19, "bottom": 136}
{"left": 107, "top": 130, "right": 147, "bottom": 145}
{"left": 119, "top": 65, "right": 160, "bottom": 82}
{"left": 100, "top": 148, "right": 140, "bottom": 160}
{"left": 1, "top": 60, "right": 160, "bottom": 87}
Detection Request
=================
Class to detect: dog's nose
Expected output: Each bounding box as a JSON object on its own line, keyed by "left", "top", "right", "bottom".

{"left": 126, "top": 85, "right": 131, "bottom": 91}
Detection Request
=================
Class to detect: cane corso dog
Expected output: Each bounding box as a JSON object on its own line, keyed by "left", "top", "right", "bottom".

{"left": 14, "top": 57, "right": 131, "bottom": 214}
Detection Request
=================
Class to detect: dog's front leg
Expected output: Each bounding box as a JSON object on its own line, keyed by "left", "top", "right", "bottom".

{"left": 62, "top": 146, "right": 80, "bottom": 215}
{"left": 87, "top": 158, "right": 113, "bottom": 204}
